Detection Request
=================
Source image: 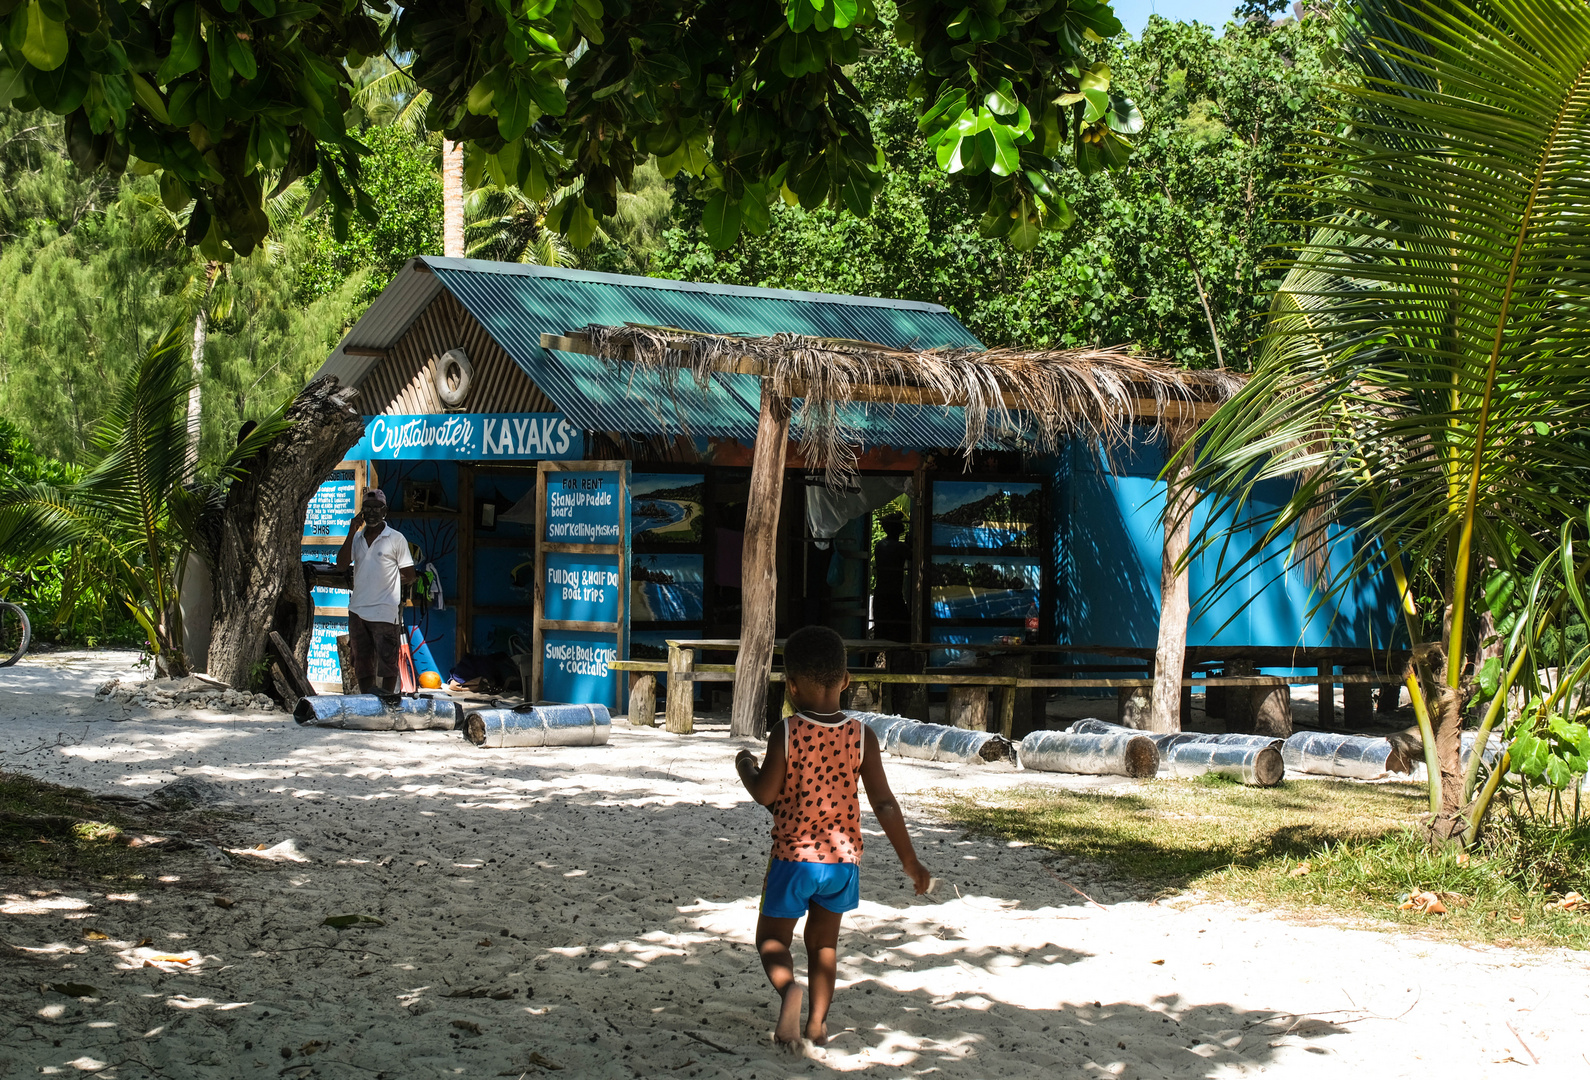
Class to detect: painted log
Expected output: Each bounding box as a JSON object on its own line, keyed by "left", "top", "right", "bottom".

{"left": 464, "top": 703, "right": 612, "bottom": 748}
{"left": 1280, "top": 730, "right": 1410, "bottom": 779}
{"left": 1162, "top": 741, "right": 1284, "bottom": 786}
{"left": 1018, "top": 730, "right": 1158, "bottom": 778}
{"left": 848, "top": 711, "right": 1016, "bottom": 765}
{"left": 293, "top": 693, "right": 459, "bottom": 731}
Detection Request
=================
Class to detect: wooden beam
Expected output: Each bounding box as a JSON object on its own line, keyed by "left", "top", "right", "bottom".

{"left": 732, "top": 381, "right": 791, "bottom": 740}
{"left": 343, "top": 346, "right": 388, "bottom": 358}
{"left": 539, "top": 332, "right": 1220, "bottom": 421}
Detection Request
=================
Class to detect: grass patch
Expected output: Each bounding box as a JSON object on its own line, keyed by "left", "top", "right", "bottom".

{"left": 0, "top": 772, "right": 166, "bottom": 881}
{"left": 931, "top": 778, "right": 1590, "bottom": 950}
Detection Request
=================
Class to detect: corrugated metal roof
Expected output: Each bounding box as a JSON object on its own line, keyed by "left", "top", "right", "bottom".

{"left": 317, "top": 257, "right": 1004, "bottom": 448}
{"left": 316, "top": 260, "right": 445, "bottom": 387}
{"left": 427, "top": 258, "right": 996, "bottom": 449}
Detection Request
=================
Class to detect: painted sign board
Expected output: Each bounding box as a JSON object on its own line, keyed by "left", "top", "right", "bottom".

{"left": 540, "top": 630, "right": 621, "bottom": 706}
{"left": 304, "top": 469, "right": 357, "bottom": 538}
{"left": 532, "top": 461, "right": 630, "bottom": 710}
{"left": 308, "top": 616, "right": 348, "bottom": 688}
{"left": 542, "top": 552, "right": 621, "bottom": 624}
{"left": 351, "top": 413, "right": 583, "bottom": 461}
{"left": 544, "top": 470, "right": 622, "bottom": 543}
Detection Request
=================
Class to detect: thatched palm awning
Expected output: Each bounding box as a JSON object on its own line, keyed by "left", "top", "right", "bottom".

{"left": 542, "top": 324, "right": 1242, "bottom": 479}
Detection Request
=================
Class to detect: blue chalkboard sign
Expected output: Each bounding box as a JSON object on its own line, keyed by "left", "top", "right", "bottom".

{"left": 543, "top": 552, "right": 622, "bottom": 623}
{"left": 532, "top": 461, "right": 630, "bottom": 710}
{"left": 544, "top": 470, "right": 622, "bottom": 544}
{"left": 540, "top": 631, "right": 622, "bottom": 706}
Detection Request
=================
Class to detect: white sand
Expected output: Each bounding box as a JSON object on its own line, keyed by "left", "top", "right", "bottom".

{"left": 2, "top": 650, "right": 1588, "bottom": 1079}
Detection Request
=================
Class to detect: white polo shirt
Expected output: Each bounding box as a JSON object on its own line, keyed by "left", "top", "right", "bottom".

{"left": 348, "top": 525, "right": 413, "bottom": 624}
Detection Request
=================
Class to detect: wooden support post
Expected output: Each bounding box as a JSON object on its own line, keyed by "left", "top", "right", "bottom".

{"left": 1149, "top": 424, "right": 1197, "bottom": 733}
{"left": 1343, "top": 665, "right": 1374, "bottom": 728}
{"left": 731, "top": 383, "right": 791, "bottom": 740}
{"left": 887, "top": 647, "right": 929, "bottom": 721}
{"left": 335, "top": 634, "right": 356, "bottom": 694}
{"left": 1317, "top": 664, "right": 1336, "bottom": 728}
{"left": 1224, "top": 659, "right": 1256, "bottom": 731}
{"left": 628, "top": 673, "right": 657, "bottom": 727}
{"left": 1118, "top": 685, "right": 1151, "bottom": 728}
{"left": 948, "top": 686, "right": 990, "bottom": 731}
{"left": 1251, "top": 684, "right": 1293, "bottom": 738}
{"left": 666, "top": 646, "right": 695, "bottom": 734}
{"left": 1377, "top": 682, "right": 1401, "bottom": 713}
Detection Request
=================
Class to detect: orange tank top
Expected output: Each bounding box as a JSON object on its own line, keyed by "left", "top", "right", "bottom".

{"left": 770, "top": 711, "right": 865, "bottom": 864}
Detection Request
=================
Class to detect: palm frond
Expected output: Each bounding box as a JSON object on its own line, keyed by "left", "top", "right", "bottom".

{"left": 1186, "top": 0, "right": 1590, "bottom": 627}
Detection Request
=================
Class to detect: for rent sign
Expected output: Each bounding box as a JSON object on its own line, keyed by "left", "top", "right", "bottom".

{"left": 350, "top": 413, "right": 582, "bottom": 460}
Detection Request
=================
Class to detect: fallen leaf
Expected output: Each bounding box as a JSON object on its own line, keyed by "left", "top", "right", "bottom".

{"left": 256, "top": 843, "right": 266, "bottom": 850}
{"left": 1455, "top": 851, "right": 1470, "bottom": 866}
{"left": 298, "top": 1040, "right": 325, "bottom": 1055}
{"left": 1511, "top": 913, "right": 1526, "bottom": 925}
{"left": 452, "top": 1020, "right": 483, "bottom": 1035}
{"left": 49, "top": 983, "right": 98, "bottom": 998}
{"left": 135, "top": 937, "right": 152, "bottom": 947}
{"left": 151, "top": 955, "right": 192, "bottom": 964}
{"left": 1398, "top": 891, "right": 1446, "bottom": 915}
{"left": 1150, "top": 959, "right": 1165, "bottom": 965}
{"left": 526, "top": 1052, "right": 562, "bottom": 1071}
{"left": 322, "top": 914, "right": 384, "bottom": 928}
{"left": 476, "top": 937, "right": 492, "bottom": 947}
{"left": 83, "top": 929, "right": 108, "bottom": 941}
{"left": 213, "top": 896, "right": 235, "bottom": 909}
{"left": 1290, "top": 861, "right": 1311, "bottom": 877}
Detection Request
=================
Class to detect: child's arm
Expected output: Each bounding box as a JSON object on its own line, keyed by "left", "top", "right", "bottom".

{"left": 734, "top": 721, "right": 788, "bottom": 806}
{"left": 859, "top": 727, "right": 932, "bottom": 894}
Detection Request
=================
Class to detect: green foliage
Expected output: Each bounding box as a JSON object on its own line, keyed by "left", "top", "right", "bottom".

{"left": 295, "top": 125, "right": 442, "bottom": 304}
{"left": 1184, "top": 0, "right": 1590, "bottom": 840}
{"left": 1509, "top": 709, "right": 1590, "bottom": 798}
{"left": 656, "top": 11, "right": 1341, "bottom": 364}
{"left": 0, "top": 0, "right": 1134, "bottom": 259}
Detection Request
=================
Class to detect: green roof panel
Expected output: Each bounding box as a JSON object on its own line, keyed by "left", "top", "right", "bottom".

{"left": 425, "top": 259, "right": 1002, "bottom": 449}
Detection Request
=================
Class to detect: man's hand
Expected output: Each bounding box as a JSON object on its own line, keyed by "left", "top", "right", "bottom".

{"left": 902, "top": 856, "right": 933, "bottom": 895}
{"left": 349, "top": 512, "right": 365, "bottom": 532}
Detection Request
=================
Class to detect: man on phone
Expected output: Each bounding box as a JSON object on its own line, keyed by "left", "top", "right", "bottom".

{"left": 335, "top": 489, "right": 416, "bottom": 696}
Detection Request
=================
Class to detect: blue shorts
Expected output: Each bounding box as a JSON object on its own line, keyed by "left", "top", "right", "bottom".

{"left": 760, "top": 857, "right": 860, "bottom": 919}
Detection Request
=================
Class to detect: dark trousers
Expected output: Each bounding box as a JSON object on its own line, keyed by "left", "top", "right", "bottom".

{"left": 348, "top": 612, "right": 401, "bottom": 685}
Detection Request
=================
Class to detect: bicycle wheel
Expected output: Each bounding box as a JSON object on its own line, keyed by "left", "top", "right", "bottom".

{"left": 0, "top": 602, "right": 29, "bottom": 667}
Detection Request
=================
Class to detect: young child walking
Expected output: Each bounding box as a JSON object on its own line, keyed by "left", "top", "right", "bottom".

{"left": 735, "top": 625, "right": 932, "bottom": 1049}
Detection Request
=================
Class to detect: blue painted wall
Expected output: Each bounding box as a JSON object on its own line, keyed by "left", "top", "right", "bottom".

{"left": 1063, "top": 434, "right": 1400, "bottom": 661}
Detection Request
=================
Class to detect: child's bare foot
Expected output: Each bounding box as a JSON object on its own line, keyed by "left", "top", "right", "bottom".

{"left": 774, "top": 983, "right": 804, "bottom": 1048}
{"left": 804, "top": 1020, "right": 828, "bottom": 1047}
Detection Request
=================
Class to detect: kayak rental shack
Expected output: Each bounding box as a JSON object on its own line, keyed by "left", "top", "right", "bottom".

{"left": 303, "top": 257, "right": 1399, "bottom": 733}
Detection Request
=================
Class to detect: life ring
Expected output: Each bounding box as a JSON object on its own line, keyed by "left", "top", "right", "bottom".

{"left": 434, "top": 348, "right": 473, "bottom": 406}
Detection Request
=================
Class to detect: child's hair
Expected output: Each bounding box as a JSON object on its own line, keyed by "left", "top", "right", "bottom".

{"left": 783, "top": 625, "right": 848, "bottom": 687}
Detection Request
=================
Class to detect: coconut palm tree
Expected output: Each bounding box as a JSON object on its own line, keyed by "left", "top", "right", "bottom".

{"left": 1182, "top": 0, "right": 1590, "bottom": 846}
{"left": 0, "top": 324, "right": 288, "bottom": 675}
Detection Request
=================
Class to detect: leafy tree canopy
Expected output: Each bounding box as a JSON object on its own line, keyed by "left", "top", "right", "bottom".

{"left": 658, "top": 9, "right": 1342, "bottom": 366}
{"left": 0, "top": 0, "right": 1137, "bottom": 259}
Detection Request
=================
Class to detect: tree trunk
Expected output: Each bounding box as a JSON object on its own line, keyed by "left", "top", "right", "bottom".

{"left": 731, "top": 382, "right": 790, "bottom": 740}
{"left": 186, "top": 263, "right": 218, "bottom": 469}
{"left": 1149, "top": 423, "right": 1197, "bottom": 733}
{"left": 443, "top": 140, "right": 465, "bottom": 258}
{"left": 206, "top": 376, "right": 365, "bottom": 689}
{"left": 1432, "top": 681, "right": 1466, "bottom": 841}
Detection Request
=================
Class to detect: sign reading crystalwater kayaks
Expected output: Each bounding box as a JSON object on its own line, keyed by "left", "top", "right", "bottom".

{"left": 350, "top": 413, "right": 583, "bottom": 461}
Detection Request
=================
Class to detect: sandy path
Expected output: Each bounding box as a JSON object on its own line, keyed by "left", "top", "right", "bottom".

{"left": 2, "top": 651, "right": 1587, "bottom": 1079}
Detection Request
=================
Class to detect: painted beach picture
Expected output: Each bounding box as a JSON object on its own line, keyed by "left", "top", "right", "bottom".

{"left": 929, "top": 556, "right": 1040, "bottom": 620}
{"left": 631, "top": 474, "right": 705, "bottom": 545}
{"left": 631, "top": 554, "right": 705, "bottom": 622}
{"left": 931, "top": 481, "right": 1040, "bottom": 551}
